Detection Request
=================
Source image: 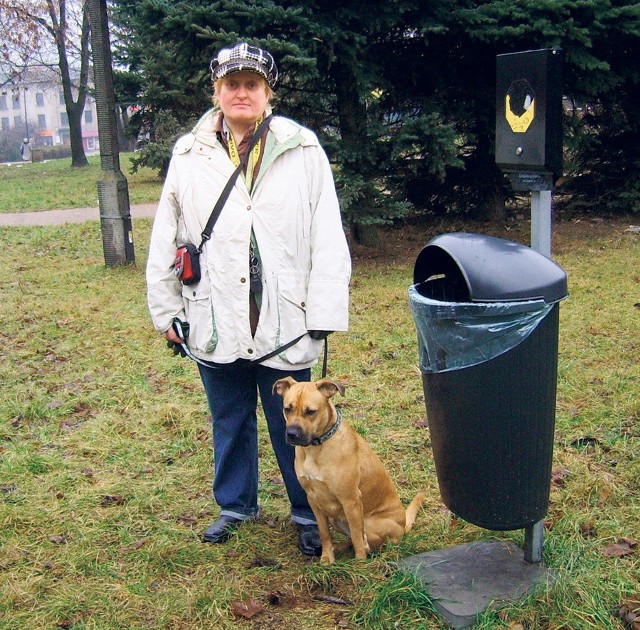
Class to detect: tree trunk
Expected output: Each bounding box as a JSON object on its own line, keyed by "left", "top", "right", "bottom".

{"left": 68, "top": 100, "right": 88, "bottom": 167}
{"left": 53, "top": 0, "right": 90, "bottom": 168}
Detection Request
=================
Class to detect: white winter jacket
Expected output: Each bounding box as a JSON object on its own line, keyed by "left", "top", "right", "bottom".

{"left": 146, "top": 108, "right": 351, "bottom": 369}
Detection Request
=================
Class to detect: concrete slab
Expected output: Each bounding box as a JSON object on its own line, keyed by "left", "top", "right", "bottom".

{"left": 398, "top": 540, "right": 557, "bottom": 629}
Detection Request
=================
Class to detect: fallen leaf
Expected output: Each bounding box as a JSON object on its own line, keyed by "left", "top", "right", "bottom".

{"left": 176, "top": 513, "right": 198, "bottom": 525}
{"left": 601, "top": 538, "right": 637, "bottom": 558}
{"left": 59, "top": 419, "right": 81, "bottom": 432}
{"left": 579, "top": 521, "right": 597, "bottom": 538}
{"left": 49, "top": 535, "right": 68, "bottom": 545}
{"left": 231, "top": 597, "right": 263, "bottom": 619}
{"left": 551, "top": 467, "right": 570, "bottom": 486}
{"left": 413, "top": 419, "right": 428, "bottom": 429}
{"left": 100, "top": 494, "right": 125, "bottom": 506}
{"left": 71, "top": 403, "right": 95, "bottom": 418}
{"left": 248, "top": 555, "right": 279, "bottom": 568}
{"left": 615, "top": 594, "right": 640, "bottom": 629}
{"left": 11, "top": 414, "right": 26, "bottom": 428}
{"left": 120, "top": 539, "right": 147, "bottom": 553}
{"left": 57, "top": 615, "right": 83, "bottom": 628}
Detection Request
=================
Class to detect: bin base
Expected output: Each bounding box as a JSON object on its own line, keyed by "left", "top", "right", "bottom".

{"left": 398, "top": 540, "right": 556, "bottom": 628}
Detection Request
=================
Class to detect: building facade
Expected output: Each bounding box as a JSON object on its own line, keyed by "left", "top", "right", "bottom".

{"left": 0, "top": 73, "right": 99, "bottom": 153}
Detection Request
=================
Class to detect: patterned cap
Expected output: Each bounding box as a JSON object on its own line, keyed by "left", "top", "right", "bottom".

{"left": 210, "top": 42, "right": 278, "bottom": 88}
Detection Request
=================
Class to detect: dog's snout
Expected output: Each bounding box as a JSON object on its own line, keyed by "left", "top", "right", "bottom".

{"left": 286, "top": 424, "right": 307, "bottom": 446}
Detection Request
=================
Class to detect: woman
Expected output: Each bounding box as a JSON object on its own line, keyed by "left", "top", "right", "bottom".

{"left": 146, "top": 42, "right": 351, "bottom": 555}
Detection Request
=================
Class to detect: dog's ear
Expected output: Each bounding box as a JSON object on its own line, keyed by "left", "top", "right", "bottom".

{"left": 273, "top": 376, "right": 297, "bottom": 397}
{"left": 316, "top": 378, "right": 346, "bottom": 399}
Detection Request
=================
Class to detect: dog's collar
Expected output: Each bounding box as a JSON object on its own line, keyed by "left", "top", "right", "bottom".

{"left": 310, "top": 409, "right": 342, "bottom": 446}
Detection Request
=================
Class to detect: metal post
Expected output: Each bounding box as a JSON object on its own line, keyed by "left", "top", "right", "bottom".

{"left": 524, "top": 519, "right": 544, "bottom": 563}
{"left": 88, "top": 0, "right": 135, "bottom": 266}
{"left": 23, "top": 86, "right": 29, "bottom": 140}
{"left": 526, "top": 187, "right": 552, "bottom": 564}
{"left": 531, "top": 189, "right": 552, "bottom": 257}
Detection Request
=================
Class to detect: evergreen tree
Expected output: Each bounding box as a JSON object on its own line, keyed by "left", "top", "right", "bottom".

{"left": 111, "top": 0, "right": 640, "bottom": 231}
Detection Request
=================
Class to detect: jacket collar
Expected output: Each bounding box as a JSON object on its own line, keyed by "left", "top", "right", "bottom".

{"left": 192, "top": 105, "right": 312, "bottom": 148}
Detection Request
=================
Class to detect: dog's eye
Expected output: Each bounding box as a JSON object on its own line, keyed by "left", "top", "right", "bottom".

{"left": 284, "top": 405, "right": 292, "bottom": 414}
{"left": 304, "top": 408, "right": 317, "bottom": 417}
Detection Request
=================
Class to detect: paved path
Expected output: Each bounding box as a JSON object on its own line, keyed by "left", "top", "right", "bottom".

{"left": 0, "top": 203, "right": 156, "bottom": 226}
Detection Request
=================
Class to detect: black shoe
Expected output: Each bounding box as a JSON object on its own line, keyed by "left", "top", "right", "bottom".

{"left": 202, "top": 515, "right": 244, "bottom": 543}
{"left": 297, "top": 524, "right": 322, "bottom": 556}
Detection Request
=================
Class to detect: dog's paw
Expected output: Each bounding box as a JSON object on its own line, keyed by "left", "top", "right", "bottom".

{"left": 320, "top": 551, "right": 336, "bottom": 564}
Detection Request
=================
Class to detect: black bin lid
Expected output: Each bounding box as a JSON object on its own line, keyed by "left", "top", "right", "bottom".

{"left": 413, "top": 232, "right": 568, "bottom": 303}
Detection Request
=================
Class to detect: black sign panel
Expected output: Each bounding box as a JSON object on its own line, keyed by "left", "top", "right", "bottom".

{"left": 495, "top": 48, "right": 563, "bottom": 180}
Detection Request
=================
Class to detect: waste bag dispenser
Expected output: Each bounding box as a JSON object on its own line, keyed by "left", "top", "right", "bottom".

{"left": 409, "top": 233, "right": 567, "bottom": 530}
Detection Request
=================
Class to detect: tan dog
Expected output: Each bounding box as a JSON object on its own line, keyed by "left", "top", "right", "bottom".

{"left": 273, "top": 377, "right": 425, "bottom": 563}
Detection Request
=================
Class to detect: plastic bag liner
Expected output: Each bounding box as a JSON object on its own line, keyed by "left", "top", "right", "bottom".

{"left": 408, "top": 284, "right": 553, "bottom": 373}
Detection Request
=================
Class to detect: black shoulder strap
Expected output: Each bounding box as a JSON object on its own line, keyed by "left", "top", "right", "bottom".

{"left": 197, "top": 114, "right": 273, "bottom": 252}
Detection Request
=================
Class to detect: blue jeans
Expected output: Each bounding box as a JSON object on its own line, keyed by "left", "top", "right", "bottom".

{"left": 198, "top": 362, "right": 316, "bottom": 525}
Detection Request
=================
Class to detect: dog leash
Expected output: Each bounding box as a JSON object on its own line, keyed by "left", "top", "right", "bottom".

{"left": 171, "top": 319, "right": 329, "bottom": 375}
{"left": 321, "top": 337, "right": 328, "bottom": 378}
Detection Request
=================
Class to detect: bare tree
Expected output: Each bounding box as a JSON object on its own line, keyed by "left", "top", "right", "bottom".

{"left": 0, "top": 0, "right": 91, "bottom": 167}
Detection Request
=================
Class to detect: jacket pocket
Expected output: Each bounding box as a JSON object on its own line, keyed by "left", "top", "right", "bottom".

{"left": 276, "top": 272, "right": 309, "bottom": 342}
{"left": 182, "top": 285, "right": 218, "bottom": 353}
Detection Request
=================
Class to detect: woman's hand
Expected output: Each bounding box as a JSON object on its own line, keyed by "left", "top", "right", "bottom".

{"left": 165, "top": 327, "right": 184, "bottom": 344}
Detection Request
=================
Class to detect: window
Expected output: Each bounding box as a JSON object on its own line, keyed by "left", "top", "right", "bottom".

{"left": 0, "top": 95, "right": 7, "bottom": 110}
{"left": 59, "top": 91, "right": 65, "bottom": 105}
{"left": 12, "top": 93, "right": 20, "bottom": 109}
{"left": 1, "top": 117, "right": 9, "bottom": 130}
{"left": 38, "top": 114, "right": 46, "bottom": 128}
{"left": 84, "top": 109, "right": 93, "bottom": 123}
{"left": 36, "top": 92, "right": 45, "bottom": 107}
{"left": 14, "top": 115, "right": 22, "bottom": 127}
{"left": 60, "top": 112, "right": 69, "bottom": 126}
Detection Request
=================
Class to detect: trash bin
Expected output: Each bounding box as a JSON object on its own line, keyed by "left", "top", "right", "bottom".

{"left": 409, "top": 232, "right": 568, "bottom": 530}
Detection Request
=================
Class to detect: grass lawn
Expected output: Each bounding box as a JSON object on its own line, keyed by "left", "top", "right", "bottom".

{"left": 0, "top": 153, "right": 163, "bottom": 213}
{"left": 0, "top": 162, "right": 638, "bottom": 628}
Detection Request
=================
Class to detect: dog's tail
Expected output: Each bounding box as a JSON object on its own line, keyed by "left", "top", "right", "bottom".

{"left": 404, "top": 491, "right": 426, "bottom": 532}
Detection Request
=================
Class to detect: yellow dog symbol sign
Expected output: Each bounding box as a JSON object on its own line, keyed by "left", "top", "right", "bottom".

{"left": 505, "top": 79, "right": 535, "bottom": 133}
